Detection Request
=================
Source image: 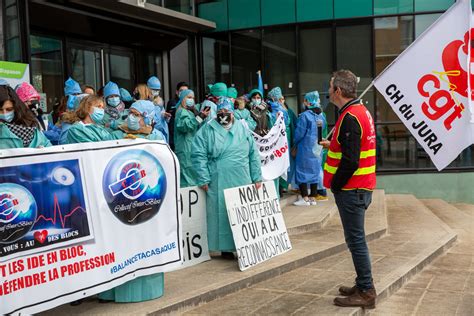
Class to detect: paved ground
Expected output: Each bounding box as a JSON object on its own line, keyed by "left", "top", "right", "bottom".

{"left": 371, "top": 200, "right": 474, "bottom": 316}
{"left": 182, "top": 195, "right": 459, "bottom": 315}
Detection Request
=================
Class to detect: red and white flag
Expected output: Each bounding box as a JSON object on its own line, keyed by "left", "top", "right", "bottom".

{"left": 374, "top": 0, "right": 473, "bottom": 170}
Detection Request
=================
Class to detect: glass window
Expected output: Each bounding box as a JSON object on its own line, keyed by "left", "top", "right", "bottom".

{"left": 231, "top": 29, "right": 261, "bottom": 96}
{"left": 202, "top": 36, "right": 230, "bottom": 90}
{"left": 374, "top": 0, "right": 414, "bottom": 15}
{"left": 415, "top": 13, "right": 442, "bottom": 38}
{"left": 164, "top": 0, "right": 192, "bottom": 15}
{"left": 336, "top": 23, "right": 374, "bottom": 117}
{"left": 376, "top": 124, "right": 474, "bottom": 170}
{"left": 69, "top": 47, "right": 101, "bottom": 91}
{"left": 0, "top": 0, "right": 5, "bottom": 60}
{"left": 4, "top": 0, "right": 21, "bottom": 61}
{"left": 415, "top": 0, "right": 453, "bottom": 12}
{"left": 170, "top": 39, "right": 190, "bottom": 92}
{"left": 263, "top": 26, "right": 297, "bottom": 113}
{"left": 144, "top": 53, "right": 163, "bottom": 85}
{"left": 299, "top": 26, "right": 333, "bottom": 117}
{"left": 375, "top": 16, "right": 414, "bottom": 122}
{"left": 105, "top": 51, "right": 134, "bottom": 92}
{"left": 30, "top": 35, "right": 63, "bottom": 112}
{"left": 376, "top": 123, "right": 419, "bottom": 170}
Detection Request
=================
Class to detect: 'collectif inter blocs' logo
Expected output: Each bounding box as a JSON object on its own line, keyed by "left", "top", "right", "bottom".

{"left": 102, "top": 149, "right": 167, "bottom": 225}
{"left": 0, "top": 183, "right": 37, "bottom": 243}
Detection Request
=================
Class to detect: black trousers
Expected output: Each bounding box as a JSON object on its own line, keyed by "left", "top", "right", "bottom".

{"left": 299, "top": 183, "right": 318, "bottom": 197}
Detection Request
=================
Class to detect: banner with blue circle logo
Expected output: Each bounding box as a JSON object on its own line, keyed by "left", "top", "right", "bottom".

{"left": 0, "top": 140, "right": 181, "bottom": 315}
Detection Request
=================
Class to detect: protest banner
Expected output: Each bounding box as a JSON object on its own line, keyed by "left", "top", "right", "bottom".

{"left": 373, "top": 0, "right": 473, "bottom": 170}
{"left": 179, "top": 186, "right": 210, "bottom": 268}
{"left": 224, "top": 181, "right": 292, "bottom": 271}
{"left": 0, "top": 140, "right": 182, "bottom": 315}
{"left": 251, "top": 114, "right": 290, "bottom": 181}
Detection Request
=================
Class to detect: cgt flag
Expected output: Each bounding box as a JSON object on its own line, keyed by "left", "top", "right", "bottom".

{"left": 374, "top": 0, "right": 473, "bottom": 170}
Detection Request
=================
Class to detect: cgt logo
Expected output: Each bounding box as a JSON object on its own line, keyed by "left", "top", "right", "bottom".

{"left": 417, "top": 28, "right": 473, "bottom": 131}
{"left": 442, "top": 28, "right": 473, "bottom": 101}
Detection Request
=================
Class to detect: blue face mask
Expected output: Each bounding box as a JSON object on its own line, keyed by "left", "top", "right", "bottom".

{"left": 185, "top": 98, "right": 194, "bottom": 108}
{"left": 127, "top": 115, "right": 140, "bottom": 130}
{"left": 107, "top": 96, "right": 121, "bottom": 107}
{"left": 90, "top": 107, "right": 105, "bottom": 123}
{"left": 0, "top": 111, "right": 14, "bottom": 123}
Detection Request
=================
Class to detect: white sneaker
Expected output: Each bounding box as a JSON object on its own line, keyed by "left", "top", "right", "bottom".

{"left": 309, "top": 198, "right": 317, "bottom": 206}
{"left": 293, "top": 198, "right": 310, "bottom": 206}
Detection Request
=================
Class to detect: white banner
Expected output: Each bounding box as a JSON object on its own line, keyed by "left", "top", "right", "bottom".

{"left": 251, "top": 114, "right": 290, "bottom": 181}
{"left": 224, "top": 181, "right": 292, "bottom": 271}
{"left": 179, "top": 187, "right": 210, "bottom": 268}
{"left": 374, "top": 0, "right": 473, "bottom": 170}
{"left": 0, "top": 140, "right": 182, "bottom": 315}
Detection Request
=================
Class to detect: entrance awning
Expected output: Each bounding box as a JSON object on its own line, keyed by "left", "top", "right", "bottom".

{"left": 69, "top": 0, "right": 216, "bottom": 33}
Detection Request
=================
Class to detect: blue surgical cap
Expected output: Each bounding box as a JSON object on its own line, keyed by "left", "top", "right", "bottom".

{"left": 304, "top": 91, "right": 321, "bottom": 108}
{"left": 147, "top": 76, "right": 161, "bottom": 90}
{"left": 131, "top": 100, "right": 155, "bottom": 124}
{"left": 103, "top": 81, "right": 120, "bottom": 99}
{"left": 178, "top": 89, "right": 194, "bottom": 106}
{"left": 216, "top": 97, "right": 234, "bottom": 113}
{"left": 64, "top": 77, "right": 81, "bottom": 96}
{"left": 120, "top": 88, "right": 134, "bottom": 102}
{"left": 267, "top": 87, "right": 283, "bottom": 101}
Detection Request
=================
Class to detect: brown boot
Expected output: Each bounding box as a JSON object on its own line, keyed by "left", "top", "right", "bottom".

{"left": 334, "top": 287, "right": 377, "bottom": 309}
{"left": 340, "top": 278, "right": 374, "bottom": 296}
{"left": 338, "top": 284, "right": 357, "bottom": 296}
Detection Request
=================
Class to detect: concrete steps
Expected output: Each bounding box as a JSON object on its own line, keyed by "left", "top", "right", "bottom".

{"left": 180, "top": 194, "right": 457, "bottom": 315}
{"left": 452, "top": 203, "right": 474, "bottom": 218}
{"left": 371, "top": 199, "right": 473, "bottom": 315}
{"left": 42, "top": 191, "right": 387, "bottom": 316}
{"left": 283, "top": 193, "right": 339, "bottom": 236}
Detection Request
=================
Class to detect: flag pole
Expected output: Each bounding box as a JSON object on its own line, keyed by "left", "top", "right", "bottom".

{"left": 358, "top": 81, "right": 374, "bottom": 101}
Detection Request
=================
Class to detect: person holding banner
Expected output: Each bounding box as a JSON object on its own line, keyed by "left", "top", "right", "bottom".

{"left": 114, "top": 99, "right": 164, "bottom": 140}
{"left": 267, "top": 87, "right": 295, "bottom": 195}
{"left": 174, "top": 89, "right": 211, "bottom": 187}
{"left": 293, "top": 91, "right": 326, "bottom": 206}
{"left": 0, "top": 84, "right": 52, "bottom": 148}
{"left": 233, "top": 97, "right": 256, "bottom": 131}
{"left": 249, "top": 89, "right": 271, "bottom": 137}
{"left": 66, "top": 95, "right": 117, "bottom": 143}
{"left": 191, "top": 97, "right": 262, "bottom": 259}
{"left": 320, "top": 70, "right": 377, "bottom": 309}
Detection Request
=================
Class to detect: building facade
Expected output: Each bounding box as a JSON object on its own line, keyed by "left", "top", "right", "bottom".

{"left": 0, "top": 0, "right": 214, "bottom": 112}
{"left": 1, "top": 0, "right": 473, "bottom": 175}
{"left": 197, "top": 0, "right": 474, "bottom": 173}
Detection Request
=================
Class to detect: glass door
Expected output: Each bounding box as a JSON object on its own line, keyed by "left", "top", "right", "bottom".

{"left": 67, "top": 41, "right": 102, "bottom": 91}
{"left": 104, "top": 48, "right": 135, "bottom": 93}
{"left": 67, "top": 40, "right": 136, "bottom": 92}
